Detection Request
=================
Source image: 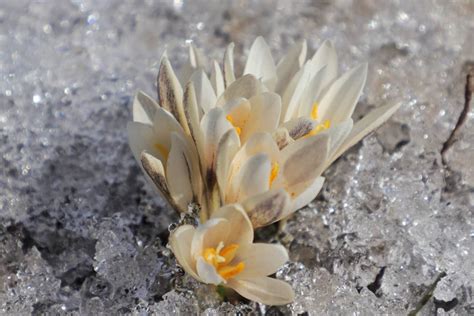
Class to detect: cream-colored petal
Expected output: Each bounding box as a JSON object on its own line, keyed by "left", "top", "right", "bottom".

{"left": 241, "top": 188, "right": 291, "bottom": 228}
{"left": 227, "top": 133, "right": 280, "bottom": 192}
{"left": 169, "top": 225, "right": 200, "bottom": 280}
{"left": 200, "top": 107, "right": 233, "bottom": 170}
{"left": 210, "top": 60, "right": 225, "bottom": 97}
{"left": 166, "top": 133, "right": 198, "bottom": 211}
{"left": 228, "top": 153, "right": 271, "bottom": 203}
{"left": 277, "top": 133, "right": 329, "bottom": 189}
{"left": 228, "top": 277, "right": 295, "bottom": 306}
{"left": 221, "top": 97, "right": 251, "bottom": 129}
{"left": 179, "top": 43, "right": 207, "bottom": 85}
{"left": 183, "top": 82, "right": 205, "bottom": 158}
{"left": 280, "top": 117, "right": 316, "bottom": 140}
{"left": 196, "top": 257, "right": 225, "bottom": 285}
{"left": 132, "top": 91, "right": 160, "bottom": 124}
{"left": 223, "top": 42, "right": 236, "bottom": 87}
{"left": 127, "top": 122, "right": 163, "bottom": 162}
{"left": 216, "top": 74, "right": 263, "bottom": 107}
{"left": 241, "top": 92, "right": 281, "bottom": 142}
{"left": 325, "top": 119, "right": 353, "bottom": 157}
{"left": 201, "top": 108, "right": 234, "bottom": 213}
{"left": 211, "top": 204, "right": 254, "bottom": 247}
{"left": 157, "top": 56, "right": 188, "bottom": 132}
{"left": 190, "top": 69, "right": 217, "bottom": 113}
{"left": 230, "top": 132, "right": 280, "bottom": 171}
{"left": 308, "top": 40, "right": 338, "bottom": 82}
{"left": 289, "top": 176, "right": 325, "bottom": 214}
{"left": 191, "top": 218, "right": 230, "bottom": 259}
{"left": 281, "top": 63, "right": 312, "bottom": 121}
{"left": 318, "top": 63, "right": 368, "bottom": 124}
{"left": 328, "top": 101, "right": 401, "bottom": 167}
{"left": 244, "top": 36, "right": 277, "bottom": 89}
{"left": 275, "top": 39, "right": 307, "bottom": 94}
{"left": 236, "top": 243, "right": 288, "bottom": 277}
{"left": 297, "top": 65, "right": 329, "bottom": 117}
{"left": 216, "top": 129, "right": 240, "bottom": 200}
{"left": 152, "top": 107, "right": 186, "bottom": 151}
{"left": 140, "top": 151, "right": 180, "bottom": 212}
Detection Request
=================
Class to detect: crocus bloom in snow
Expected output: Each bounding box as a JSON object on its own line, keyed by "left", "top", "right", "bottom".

{"left": 169, "top": 203, "right": 294, "bottom": 305}
{"left": 128, "top": 37, "right": 400, "bottom": 226}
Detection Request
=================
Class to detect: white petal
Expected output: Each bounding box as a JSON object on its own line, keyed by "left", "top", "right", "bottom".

{"left": 328, "top": 101, "right": 401, "bottom": 166}
{"left": 127, "top": 122, "right": 162, "bottom": 162}
{"left": 200, "top": 108, "right": 234, "bottom": 213}
{"left": 275, "top": 40, "right": 307, "bottom": 94}
{"left": 308, "top": 40, "right": 338, "bottom": 82}
{"left": 179, "top": 44, "right": 207, "bottom": 85}
{"left": 228, "top": 153, "right": 271, "bottom": 203}
{"left": 223, "top": 42, "right": 236, "bottom": 87}
{"left": 236, "top": 243, "right": 288, "bottom": 277}
{"left": 242, "top": 92, "right": 281, "bottom": 142}
{"left": 141, "top": 151, "right": 180, "bottom": 212}
{"left": 183, "top": 82, "right": 205, "bottom": 158}
{"left": 244, "top": 36, "right": 277, "bottom": 89}
{"left": 132, "top": 91, "right": 160, "bottom": 124}
{"left": 241, "top": 188, "right": 292, "bottom": 228}
{"left": 200, "top": 107, "right": 233, "bottom": 169}
{"left": 210, "top": 60, "right": 225, "bottom": 97}
{"left": 221, "top": 97, "right": 251, "bottom": 129}
{"left": 290, "top": 176, "right": 325, "bottom": 213}
{"left": 297, "top": 65, "right": 329, "bottom": 117}
{"left": 228, "top": 277, "right": 295, "bottom": 306}
{"left": 277, "top": 133, "right": 329, "bottom": 189}
{"left": 190, "top": 69, "right": 217, "bottom": 113}
{"left": 281, "top": 63, "right": 312, "bottom": 121}
{"left": 326, "top": 119, "right": 353, "bottom": 157}
{"left": 166, "top": 133, "right": 198, "bottom": 211}
{"left": 216, "top": 74, "right": 263, "bottom": 107}
{"left": 158, "top": 56, "right": 188, "bottom": 130}
{"left": 152, "top": 107, "right": 186, "bottom": 150}
{"left": 227, "top": 133, "right": 280, "bottom": 194}
{"left": 169, "top": 225, "right": 200, "bottom": 280}
{"left": 318, "top": 63, "right": 368, "bottom": 124}
{"left": 196, "top": 257, "right": 224, "bottom": 285}
{"left": 216, "top": 129, "right": 240, "bottom": 200}
{"left": 211, "top": 204, "right": 254, "bottom": 247}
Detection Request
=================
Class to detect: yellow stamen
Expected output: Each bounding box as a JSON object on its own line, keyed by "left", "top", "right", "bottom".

{"left": 306, "top": 119, "right": 331, "bottom": 137}
{"left": 218, "top": 262, "right": 245, "bottom": 280}
{"left": 311, "top": 102, "right": 319, "bottom": 120}
{"left": 269, "top": 162, "right": 279, "bottom": 187}
{"left": 219, "top": 244, "right": 239, "bottom": 263}
{"left": 154, "top": 143, "right": 169, "bottom": 160}
{"left": 226, "top": 114, "right": 242, "bottom": 136}
{"left": 202, "top": 242, "right": 245, "bottom": 280}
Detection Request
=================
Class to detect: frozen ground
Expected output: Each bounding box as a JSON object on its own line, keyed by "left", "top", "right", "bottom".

{"left": 0, "top": 0, "right": 473, "bottom": 315}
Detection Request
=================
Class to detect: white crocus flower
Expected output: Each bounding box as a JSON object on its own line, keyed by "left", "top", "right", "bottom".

{"left": 128, "top": 37, "right": 400, "bottom": 225}
{"left": 169, "top": 203, "right": 294, "bottom": 306}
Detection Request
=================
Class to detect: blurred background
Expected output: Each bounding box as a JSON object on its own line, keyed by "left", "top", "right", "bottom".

{"left": 0, "top": 0, "right": 473, "bottom": 314}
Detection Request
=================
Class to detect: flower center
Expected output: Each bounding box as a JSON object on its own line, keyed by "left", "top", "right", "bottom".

{"left": 269, "top": 161, "right": 279, "bottom": 187}
{"left": 305, "top": 119, "right": 331, "bottom": 137}
{"left": 226, "top": 115, "right": 242, "bottom": 136}
{"left": 203, "top": 241, "right": 245, "bottom": 280}
{"left": 154, "top": 143, "right": 169, "bottom": 160}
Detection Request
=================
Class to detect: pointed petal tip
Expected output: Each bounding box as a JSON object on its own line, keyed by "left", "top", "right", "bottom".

{"left": 321, "top": 39, "right": 334, "bottom": 47}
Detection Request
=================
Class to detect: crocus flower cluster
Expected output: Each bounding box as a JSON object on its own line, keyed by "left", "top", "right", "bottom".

{"left": 128, "top": 37, "right": 399, "bottom": 305}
